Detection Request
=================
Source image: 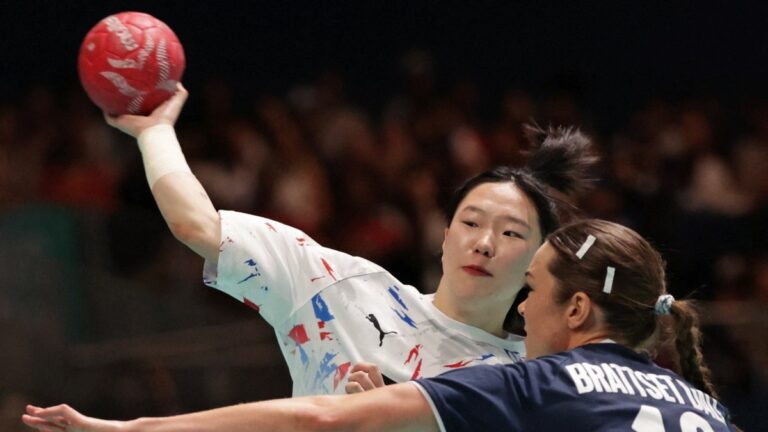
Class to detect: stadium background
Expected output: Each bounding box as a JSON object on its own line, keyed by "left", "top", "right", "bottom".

{"left": 1, "top": 1, "right": 766, "bottom": 429}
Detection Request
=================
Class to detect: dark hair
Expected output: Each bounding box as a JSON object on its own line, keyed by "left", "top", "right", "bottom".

{"left": 443, "top": 124, "right": 597, "bottom": 239}
{"left": 546, "top": 219, "right": 719, "bottom": 398}
{"left": 443, "top": 124, "right": 597, "bottom": 334}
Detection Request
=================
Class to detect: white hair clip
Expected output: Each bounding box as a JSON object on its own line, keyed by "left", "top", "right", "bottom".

{"left": 654, "top": 294, "right": 675, "bottom": 315}
{"left": 575, "top": 235, "right": 596, "bottom": 259}
{"left": 602, "top": 266, "right": 615, "bottom": 294}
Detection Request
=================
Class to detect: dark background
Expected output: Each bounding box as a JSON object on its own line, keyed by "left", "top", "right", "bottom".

{"left": 4, "top": 2, "right": 768, "bottom": 123}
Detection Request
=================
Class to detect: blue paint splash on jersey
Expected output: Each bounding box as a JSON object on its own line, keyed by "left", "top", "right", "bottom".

{"left": 504, "top": 349, "right": 524, "bottom": 362}
{"left": 313, "top": 352, "right": 339, "bottom": 392}
{"left": 238, "top": 259, "right": 262, "bottom": 284}
{"left": 238, "top": 273, "right": 259, "bottom": 284}
{"left": 479, "top": 353, "right": 495, "bottom": 361}
{"left": 312, "top": 293, "right": 335, "bottom": 322}
{"left": 393, "top": 308, "right": 418, "bottom": 328}
{"left": 299, "top": 345, "right": 309, "bottom": 367}
{"left": 388, "top": 286, "right": 408, "bottom": 310}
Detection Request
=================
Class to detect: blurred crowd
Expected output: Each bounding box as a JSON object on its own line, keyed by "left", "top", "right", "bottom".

{"left": 1, "top": 51, "right": 767, "bottom": 429}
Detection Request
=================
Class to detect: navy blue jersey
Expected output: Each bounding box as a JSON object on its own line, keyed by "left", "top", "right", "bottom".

{"left": 416, "top": 343, "right": 735, "bottom": 431}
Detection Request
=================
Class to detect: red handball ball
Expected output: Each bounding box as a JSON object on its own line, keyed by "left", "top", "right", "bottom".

{"left": 77, "top": 11, "right": 185, "bottom": 115}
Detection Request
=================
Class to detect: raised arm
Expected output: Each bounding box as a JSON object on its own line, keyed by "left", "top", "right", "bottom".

{"left": 105, "top": 84, "right": 221, "bottom": 263}
{"left": 23, "top": 382, "right": 438, "bottom": 432}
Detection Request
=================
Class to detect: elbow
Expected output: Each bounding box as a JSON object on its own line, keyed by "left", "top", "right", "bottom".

{"left": 300, "top": 398, "right": 358, "bottom": 432}
{"left": 304, "top": 412, "right": 342, "bottom": 432}
{"left": 168, "top": 220, "right": 201, "bottom": 244}
{"left": 167, "top": 213, "right": 220, "bottom": 257}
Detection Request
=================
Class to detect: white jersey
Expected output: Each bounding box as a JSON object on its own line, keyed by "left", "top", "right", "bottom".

{"left": 204, "top": 211, "right": 525, "bottom": 396}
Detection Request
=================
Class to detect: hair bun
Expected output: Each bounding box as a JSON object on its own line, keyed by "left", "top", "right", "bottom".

{"left": 523, "top": 124, "right": 599, "bottom": 196}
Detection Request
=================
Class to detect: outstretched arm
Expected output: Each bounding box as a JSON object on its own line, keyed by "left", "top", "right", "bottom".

{"left": 22, "top": 383, "right": 438, "bottom": 432}
{"left": 105, "top": 84, "right": 220, "bottom": 263}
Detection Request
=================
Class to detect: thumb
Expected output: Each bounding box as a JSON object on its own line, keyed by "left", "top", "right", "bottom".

{"left": 155, "top": 83, "right": 189, "bottom": 124}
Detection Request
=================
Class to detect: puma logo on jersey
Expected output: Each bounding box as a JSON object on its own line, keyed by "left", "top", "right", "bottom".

{"left": 366, "top": 314, "right": 397, "bottom": 347}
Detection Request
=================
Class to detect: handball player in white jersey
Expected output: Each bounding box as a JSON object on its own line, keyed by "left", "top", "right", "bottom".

{"left": 82, "top": 85, "right": 595, "bottom": 396}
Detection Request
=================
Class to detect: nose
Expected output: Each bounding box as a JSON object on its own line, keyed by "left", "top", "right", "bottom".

{"left": 473, "top": 232, "right": 495, "bottom": 258}
{"left": 517, "top": 299, "right": 526, "bottom": 317}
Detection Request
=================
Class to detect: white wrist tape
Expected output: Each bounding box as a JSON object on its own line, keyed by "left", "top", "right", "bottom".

{"left": 137, "top": 124, "right": 192, "bottom": 188}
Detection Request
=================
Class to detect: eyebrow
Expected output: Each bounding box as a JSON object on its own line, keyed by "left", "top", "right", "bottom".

{"left": 461, "top": 205, "right": 531, "bottom": 229}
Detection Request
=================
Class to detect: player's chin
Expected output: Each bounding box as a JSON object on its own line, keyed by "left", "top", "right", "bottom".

{"left": 457, "top": 287, "right": 502, "bottom": 303}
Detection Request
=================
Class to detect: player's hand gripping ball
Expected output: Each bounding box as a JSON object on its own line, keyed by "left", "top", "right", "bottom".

{"left": 78, "top": 11, "right": 185, "bottom": 115}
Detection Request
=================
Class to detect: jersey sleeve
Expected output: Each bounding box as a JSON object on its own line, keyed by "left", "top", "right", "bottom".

{"left": 415, "top": 363, "right": 536, "bottom": 432}
{"left": 203, "top": 210, "right": 383, "bottom": 327}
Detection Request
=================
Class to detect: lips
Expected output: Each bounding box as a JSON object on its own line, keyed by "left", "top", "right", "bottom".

{"left": 462, "top": 265, "right": 493, "bottom": 277}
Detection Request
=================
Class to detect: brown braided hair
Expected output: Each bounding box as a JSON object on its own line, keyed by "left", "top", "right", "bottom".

{"left": 669, "top": 301, "right": 719, "bottom": 398}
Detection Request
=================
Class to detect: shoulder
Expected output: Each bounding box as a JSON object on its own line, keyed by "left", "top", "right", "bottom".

{"left": 415, "top": 364, "right": 529, "bottom": 431}
{"left": 219, "top": 210, "right": 391, "bottom": 275}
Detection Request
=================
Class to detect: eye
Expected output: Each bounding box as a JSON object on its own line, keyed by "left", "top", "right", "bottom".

{"left": 503, "top": 230, "right": 523, "bottom": 239}
{"left": 462, "top": 220, "right": 478, "bottom": 228}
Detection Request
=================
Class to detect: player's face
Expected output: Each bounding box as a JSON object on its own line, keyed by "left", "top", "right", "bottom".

{"left": 440, "top": 182, "right": 542, "bottom": 307}
{"left": 518, "top": 242, "right": 571, "bottom": 359}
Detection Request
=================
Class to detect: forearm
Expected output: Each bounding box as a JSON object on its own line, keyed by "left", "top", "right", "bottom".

{"left": 138, "top": 125, "right": 220, "bottom": 262}
{"left": 125, "top": 397, "right": 338, "bottom": 432}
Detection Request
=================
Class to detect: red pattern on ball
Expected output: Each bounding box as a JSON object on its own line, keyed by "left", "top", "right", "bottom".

{"left": 77, "top": 11, "right": 185, "bottom": 115}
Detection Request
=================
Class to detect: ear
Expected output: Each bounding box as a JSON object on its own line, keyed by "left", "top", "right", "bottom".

{"left": 565, "top": 292, "right": 594, "bottom": 330}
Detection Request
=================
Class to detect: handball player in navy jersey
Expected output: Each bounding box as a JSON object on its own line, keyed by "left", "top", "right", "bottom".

{"left": 23, "top": 219, "right": 739, "bottom": 431}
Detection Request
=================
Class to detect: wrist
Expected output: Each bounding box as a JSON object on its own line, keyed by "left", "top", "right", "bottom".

{"left": 123, "top": 417, "right": 156, "bottom": 432}
{"left": 137, "top": 124, "right": 192, "bottom": 188}
{"left": 90, "top": 418, "right": 132, "bottom": 432}
{"left": 137, "top": 123, "right": 174, "bottom": 142}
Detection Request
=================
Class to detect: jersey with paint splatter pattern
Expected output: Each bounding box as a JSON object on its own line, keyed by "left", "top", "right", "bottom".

{"left": 203, "top": 211, "right": 526, "bottom": 396}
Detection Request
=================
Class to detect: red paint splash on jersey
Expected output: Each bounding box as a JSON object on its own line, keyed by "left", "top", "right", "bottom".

{"left": 219, "top": 236, "right": 235, "bottom": 251}
{"left": 444, "top": 359, "right": 473, "bottom": 369}
{"left": 288, "top": 324, "right": 310, "bottom": 345}
{"left": 410, "top": 359, "right": 423, "bottom": 380}
{"left": 318, "top": 321, "right": 326, "bottom": 329}
{"left": 243, "top": 297, "right": 260, "bottom": 312}
{"left": 310, "top": 275, "right": 326, "bottom": 283}
{"left": 333, "top": 362, "right": 352, "bottom": 390}
{"left": 266, "top": 222, "right": 277, "bottom": 232}
{"left": 321, "top": 258, "right": 337, "bottom": 281}
{"left": 320, "top": 332, "right": 334, "bottom": 341}
{"left": 405, "top": 344, "right": 422, "bottom": 364}
{"left": 297, "top": 237, "right": 308, "bottom": 246}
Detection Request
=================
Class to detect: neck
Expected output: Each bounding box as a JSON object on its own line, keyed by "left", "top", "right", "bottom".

{"left": 432, "top": 284, "right": 509, "bottom": 338}
{"left": 568, "top": 331, "right": 615, "bottom": 350}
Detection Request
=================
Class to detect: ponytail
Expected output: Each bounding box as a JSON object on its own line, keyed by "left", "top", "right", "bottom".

{"left": 669, "top": 300, "right": 719, "bottom": 399}
{"left": 547, "top": 220, "right": 723, "bottom": 399}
